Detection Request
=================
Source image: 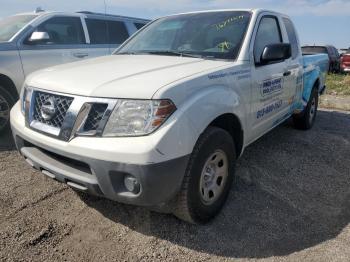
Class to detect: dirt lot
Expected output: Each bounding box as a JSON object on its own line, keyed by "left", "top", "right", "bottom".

{"left": 1, "top": 108, "right": 350, "bottom": 262}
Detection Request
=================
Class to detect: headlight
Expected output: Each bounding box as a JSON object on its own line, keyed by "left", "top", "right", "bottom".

{"left": 103, "top": 99, "right": 176, "bottom": 137}
{"left": 20, "top": 86, "right": 33, "bottom": 116}
{"left": 20, "top": 86, "right": 28, "bottom": 115}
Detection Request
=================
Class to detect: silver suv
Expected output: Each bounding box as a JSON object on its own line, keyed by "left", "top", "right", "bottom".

{"left": 0, "top": 10, "right": 149, "bottom": 133}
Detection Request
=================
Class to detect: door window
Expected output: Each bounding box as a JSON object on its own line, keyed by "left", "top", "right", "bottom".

{"left": 86, "top": 18, "right": 129, "bottom": 45}
{"left": 254, "top": 16, "right": 282, "bottom": 64}
{"left": 34, "top": 16, "right": 85, "bottom": 45}
{"left": 86, "top": 18, "right": 108, "bottom": 44}
{"left": 108, "top": 20, "right": 129, "bottom": 44}
{"left": 283, "top": 18, "right": 299, "bottom": 59}
{"left": 134, "top": 22, "right": 146, "bottom": 30}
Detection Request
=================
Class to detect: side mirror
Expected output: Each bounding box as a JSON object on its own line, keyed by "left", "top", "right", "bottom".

{"left": 260, "top": 43, "right": 291, "bottom": 64}
{"left": 28, "top": 31, "right": 50, "bottom": 43}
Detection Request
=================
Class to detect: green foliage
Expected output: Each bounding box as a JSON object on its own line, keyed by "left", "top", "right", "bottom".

{"left": 325, "top": 74, "right": 350, "bottom": 96}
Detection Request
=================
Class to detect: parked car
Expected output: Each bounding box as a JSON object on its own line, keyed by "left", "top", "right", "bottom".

{"left": 11, "top": 9, "right": 328, "bottom": 224}
{"left": 0, "top": 10, "right": 149, "bottom": 134}
{"left": 302, "top": 45, "right": 340, "bottom": 73}
{"left": 340, "top": 48, "right": 350, "bottom": 73}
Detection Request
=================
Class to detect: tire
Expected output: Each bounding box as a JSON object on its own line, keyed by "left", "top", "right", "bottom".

{"left": 293, "top": 87, "right": 318, "bottom": 130}
{"left": 173, "top": 126, "right": 236, "bottom": 224}
{"left": 0, "top": 85, "right": 15, "bottom": 135}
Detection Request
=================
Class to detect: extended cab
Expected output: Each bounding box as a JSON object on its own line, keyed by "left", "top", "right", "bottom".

{"left": 0, "top": 10, "right": 149, "bottom": 133}
{"left": 10, "top": 9, "right": 328, "bottom": 224}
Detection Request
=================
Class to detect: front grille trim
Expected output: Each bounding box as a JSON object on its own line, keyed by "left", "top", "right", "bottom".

{"left": 25, "top": 88, "right": 118, "bottom": 141}
{"left": 32, "top": 91, "right": 74, "bottom": 128}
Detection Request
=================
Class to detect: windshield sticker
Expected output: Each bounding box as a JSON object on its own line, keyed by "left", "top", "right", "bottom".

{"left": 257, "top": 100, "right": 283, "bottom": 119}
{"left": 260, "top": 78, "right": 283, "bottom": 97}
{"left": 208, "top": 69, "right": 250, "bottom": 80}
{"left": 218, "top": 41, "right": 233, "bottom": 52}
{"left": 215, "top": 15, "right": 245, "bottom": 31}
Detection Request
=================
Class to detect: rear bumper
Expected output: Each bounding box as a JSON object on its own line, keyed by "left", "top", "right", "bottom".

{"left": 13, "top": 134, "right": 189, "bottom": 207}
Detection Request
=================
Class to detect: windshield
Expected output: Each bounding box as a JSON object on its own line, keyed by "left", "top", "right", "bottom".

{"left": 116, "top": 11, "right": 251, "bottom": 60}
{"left": 0, "top": 15, "right": 37, "bottom": 42}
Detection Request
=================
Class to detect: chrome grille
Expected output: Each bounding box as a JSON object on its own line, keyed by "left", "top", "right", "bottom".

{"left": 26, "top": 88, "right": 117, "bottom": 141}
{"left": 33, "top": 91, "right": 73, "bottom": 128}
{"left": 83, "top": 103, "right": 108, "bottom": 131}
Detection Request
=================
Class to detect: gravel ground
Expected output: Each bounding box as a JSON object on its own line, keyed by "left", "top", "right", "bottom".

{"left": 1, "top": 108, "right": 350, "bottom": 262}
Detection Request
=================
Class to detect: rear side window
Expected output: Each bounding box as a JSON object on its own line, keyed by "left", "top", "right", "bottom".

{"left": 86, "top": 18, "right": 129, "bottom": 44}
{"left": 134, "top": 22, "right": 146, "bottom": 30}
{"left": 254, "top": 16, "right": 282, "bottom": 64}
{"left": 36, "top": 16, "right": 85, "bottom": 45}
{"left": 283, "top": 18, "right": 299, "bottom": 59}
{"left": 86, "top": 18, "right": 108, "bottom": 44}
{"left": 107, "top": 20, "right": 129, "bottom": 44}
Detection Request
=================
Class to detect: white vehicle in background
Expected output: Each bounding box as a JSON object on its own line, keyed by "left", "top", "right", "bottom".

{"left": 0, "top": 9, "right": 149, "bottom": 133}
{"left": 11, "top": 9, "right": 328, "bottom": 224}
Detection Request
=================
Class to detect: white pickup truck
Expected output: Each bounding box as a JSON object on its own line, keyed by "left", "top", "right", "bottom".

{"left": 11, "top": 9, "right": 328, "bottom": 224}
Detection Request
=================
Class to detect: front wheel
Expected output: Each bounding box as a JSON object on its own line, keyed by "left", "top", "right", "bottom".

{"left": 293, "top": 87, "right": 318, "bottom": 130}
{"left": 173, "top": 127, "right": 236, "bottom": 224}
{"left": 0, "top": 86, "right": 15, "bottom": 135}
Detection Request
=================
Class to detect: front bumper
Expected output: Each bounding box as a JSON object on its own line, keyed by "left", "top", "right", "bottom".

{"left": 11, "top": 103, "right": 190, "bottom": 207}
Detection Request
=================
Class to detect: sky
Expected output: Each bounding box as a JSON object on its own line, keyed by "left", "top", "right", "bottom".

{"left": 0, "top": 0, "right": 349, "bottom": 48}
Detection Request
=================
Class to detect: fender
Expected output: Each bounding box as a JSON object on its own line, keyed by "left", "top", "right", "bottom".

{"left": 0, "top": 52, "right": 25, "bottom": 94}
{"left": 154, "top": 84, "right": 246, "bottom": 160}
{"left": 302, "top": 54, "right": 328, "bottom": 103}
{"left": 293, "top": 55, "right": 327, "bottom": 114}
{"left": 303, "top": 67, "right": 320, "bottom": 105}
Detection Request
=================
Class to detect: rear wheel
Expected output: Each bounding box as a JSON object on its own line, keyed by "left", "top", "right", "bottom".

{"left": 173, "top": 127, "right": 236, "bottom": 224}
{"left": 293, "top": 87, "right": 318, "bottom": 130}
{"left": 0, "top": 85, "right": 15, "bottom": 135}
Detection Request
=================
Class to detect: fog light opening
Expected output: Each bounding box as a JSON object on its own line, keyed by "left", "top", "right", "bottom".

{"left": 124, "top": 175, "right": 141, "bottom": 194}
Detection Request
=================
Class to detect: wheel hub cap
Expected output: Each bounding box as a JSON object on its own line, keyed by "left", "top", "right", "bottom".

{"left": 199, "top": 150, "right": 228, "bottom": 205}
{"left": 309, "top": 97, "right": 316, "bottom": 124}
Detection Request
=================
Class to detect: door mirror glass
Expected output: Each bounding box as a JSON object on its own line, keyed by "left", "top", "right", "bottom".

{"left": 28, "top": 31, "right": 50, "bottom": 43}
{"left": 260, "top": 43, "right": 291, "bottom": 64}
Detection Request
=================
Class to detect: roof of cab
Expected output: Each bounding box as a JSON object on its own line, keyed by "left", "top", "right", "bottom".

{"left": 158, "top": 8, "right": 288, "bottom": 19}
{"left": 12, "top": 10, "right": 150, "bottom": 22}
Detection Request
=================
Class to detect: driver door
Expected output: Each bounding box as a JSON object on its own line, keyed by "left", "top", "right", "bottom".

{"left": 249, "top": 15, "right": 291, "bottom": 140}
{"left": 18, "top": 16, "right": 88, "bottom": 76}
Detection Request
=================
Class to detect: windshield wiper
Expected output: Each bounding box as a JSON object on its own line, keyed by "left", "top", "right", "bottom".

{"left": 146, "top": 50, "right": 203, "bottom": 58}
{"left": 117, "top": 50, "right": 203, "bottom": 58}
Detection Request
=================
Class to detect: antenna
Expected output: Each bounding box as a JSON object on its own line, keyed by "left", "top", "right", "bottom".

{"left": 104, "top": 0, "right": 107, "bottom": 15}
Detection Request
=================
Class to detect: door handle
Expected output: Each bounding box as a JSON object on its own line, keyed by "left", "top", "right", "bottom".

{"left": 73, "top": 53, "right": 89, "bottom": 58}
{"left": 283, "top": 70, "right": 291, "bottom": 76}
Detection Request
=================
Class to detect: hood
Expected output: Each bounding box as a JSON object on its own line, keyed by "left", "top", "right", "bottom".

{"left": 26, "top": 55, "right": 229, "bottom": 99}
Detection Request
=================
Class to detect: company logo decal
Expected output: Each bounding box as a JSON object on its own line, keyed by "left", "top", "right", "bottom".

{"left": 260, "top": 78, "right": 283, "bottom": 97}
